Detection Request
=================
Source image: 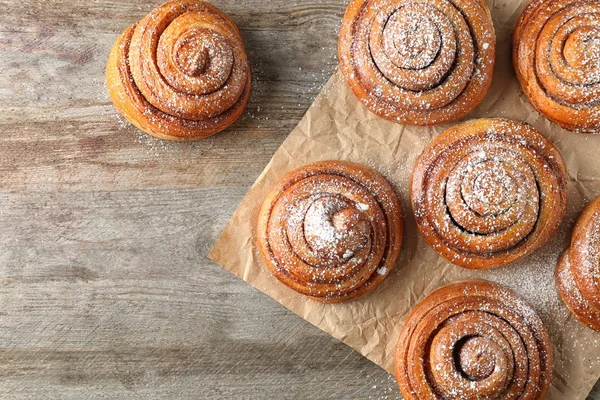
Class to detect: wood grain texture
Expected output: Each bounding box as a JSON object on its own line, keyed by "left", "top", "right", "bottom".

{"left": 0, "top": 0, "right": 597, "bottom": 398}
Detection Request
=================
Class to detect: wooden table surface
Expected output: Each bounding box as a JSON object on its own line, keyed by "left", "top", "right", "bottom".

{"left": 0, "top": 0, "right": 598, "bottom": 398}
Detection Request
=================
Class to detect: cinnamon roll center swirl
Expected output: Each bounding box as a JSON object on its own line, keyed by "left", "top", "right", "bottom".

{"left": 383, "top": 6, "right": 443, "bottom": 71}
{"left": 302, "top": 196, "right": 370, "bottom": 263}
{"left": 563, "top": 26, "right": 600, "bottom": 70}
{"left": 456, "top": 336, "right": 498, "bottom": 381}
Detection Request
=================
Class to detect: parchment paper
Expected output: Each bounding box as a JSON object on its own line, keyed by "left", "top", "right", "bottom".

{"left": 209, "top": 0, "right": 600, "bottom": 397}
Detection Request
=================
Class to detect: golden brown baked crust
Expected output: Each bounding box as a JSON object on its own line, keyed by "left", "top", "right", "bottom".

{"left": 338, "top": 0, "right": 495, "bottom": 126}
{"left": 395, "top": 280, "right": 553, "bottom": 400}
{"left": 256, "top": 161, "right": 403, "bottom": 303}
{"left": 513, "top": 0, "right": 600, "bottom": 133}
{"left": 556, "top": 197, "right": 600, "bottom": 331}
{"left": 411, "top": 118, "right": 567, "bottom": 269}
{"left": 106, "top": 0, "right": 251, "bottom": 140}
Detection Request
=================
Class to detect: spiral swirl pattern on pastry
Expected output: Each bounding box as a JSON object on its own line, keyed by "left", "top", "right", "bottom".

{"left": 556, "top": 197, "right": 600, "bottom": 331}
{"left": 395, "top": 280, "right": 553, "bottom": 400}
{"left": 514, "top": 0, "right": 600, "bottom": 133}
{"left": 106, "top": 0, "right": 251, "bottom": 140}
{"left": 257, "top": 161, "right": 403, "bottom": 303}
{"left": 411, "top": 119, "right": 567, "bottom": 269}
{"left": 338, "top": 0, "right": 496, "bottom": 125}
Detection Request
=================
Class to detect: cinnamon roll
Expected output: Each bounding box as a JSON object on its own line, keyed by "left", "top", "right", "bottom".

{"left": 411, "top": 119, "right": 567, "bottom": 269}
{"left": 395, "top": 280, "right": 553, "bottom": 399}
{"left": 106, "top": 0, "right": 251, "bottom": 140}
{"left": 256, "top": 161, "right": 403, "bottom": 303}
{"left": 338, "top": 0, "right": 496, "bottom": 126}
{"left": 556, "top": 197, "right": 600, "bottom": 331}
{"left": 514, "top": 0, "right": 600, "bottom": 133}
